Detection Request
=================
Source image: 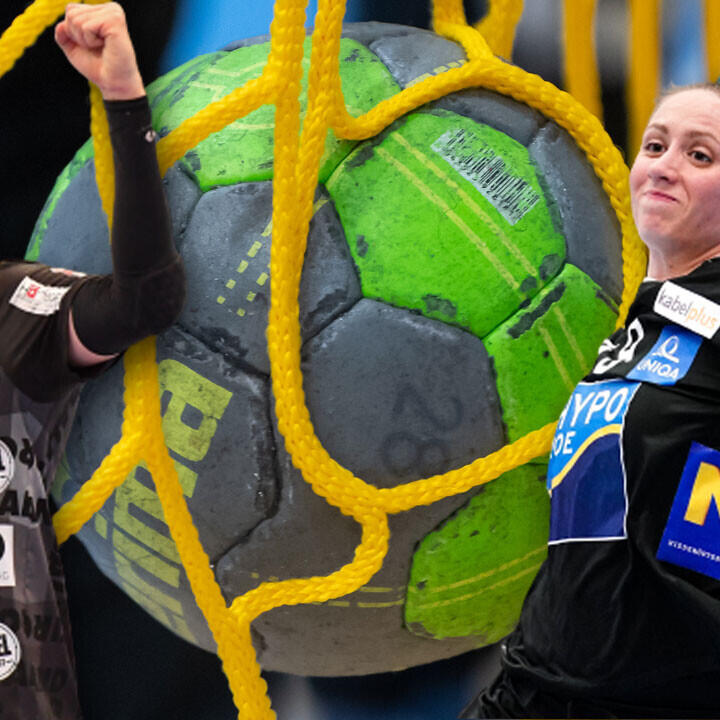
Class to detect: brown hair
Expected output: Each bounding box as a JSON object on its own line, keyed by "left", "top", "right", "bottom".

{"left": 655, "top": 82, "right": 720, "bottom": 110}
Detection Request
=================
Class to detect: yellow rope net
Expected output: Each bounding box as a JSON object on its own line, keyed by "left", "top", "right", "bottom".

{"left": 627, "top": 0, "right": 661, "bottom": 159}
{"left": 706, "top": 0, "right": 720, "bottom": 85}
{"left": 563, "top": 0, "right": 602, "bottom": 120}
{"left": 4, "top": 0, "right": 700, "bottom": 717}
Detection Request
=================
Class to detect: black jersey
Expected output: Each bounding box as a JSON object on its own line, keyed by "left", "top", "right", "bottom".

{"left": 502, "top": 258, "right": 720, "bottom": 716}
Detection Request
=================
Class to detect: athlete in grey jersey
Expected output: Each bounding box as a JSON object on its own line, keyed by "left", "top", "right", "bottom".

{"left": 0, "top": 5, "right": 185, "bottom": 718}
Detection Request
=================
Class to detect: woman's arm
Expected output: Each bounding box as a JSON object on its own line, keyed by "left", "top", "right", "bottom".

{"left": 56, "top": 3, "right": 185, "bottom": 367}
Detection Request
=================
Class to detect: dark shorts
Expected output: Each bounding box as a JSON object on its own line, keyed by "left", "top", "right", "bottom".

{"left": 459, "top": 669, "right": 719, "bottom": 719}
{"left": 458, "top": 670, "right": 617, "bottom": 719}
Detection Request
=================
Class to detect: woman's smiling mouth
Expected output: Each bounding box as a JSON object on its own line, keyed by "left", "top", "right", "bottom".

{"left": 644, "top": 189, "right": 678, "bottom": 202}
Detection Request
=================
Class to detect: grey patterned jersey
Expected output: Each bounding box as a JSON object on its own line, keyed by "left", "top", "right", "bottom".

{"left": 0, "top": 262, "right": 109, "bottom": 720}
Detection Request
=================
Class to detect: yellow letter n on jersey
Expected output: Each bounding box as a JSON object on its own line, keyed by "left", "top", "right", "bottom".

{"left": 658, "top": 442, "right": 720, "bottom": 580}
{"left": 684, "top": 462, "right": 720, "bottom": 526}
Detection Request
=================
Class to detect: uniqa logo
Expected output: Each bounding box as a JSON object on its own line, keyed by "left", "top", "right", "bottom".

{"left": 634, "top": 334, "right": 681, "bottom": 380}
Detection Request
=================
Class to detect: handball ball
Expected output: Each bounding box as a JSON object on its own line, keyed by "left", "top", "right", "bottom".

{"left": 31, "top": 24, "right": 622, "bottom": 675}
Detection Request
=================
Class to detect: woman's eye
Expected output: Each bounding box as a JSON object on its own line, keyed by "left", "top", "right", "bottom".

{"left": 690, "top": 149, "right": 712, "bottom": 163}
{"left": 643, "top": 141, "right": 664, "bottom": 153}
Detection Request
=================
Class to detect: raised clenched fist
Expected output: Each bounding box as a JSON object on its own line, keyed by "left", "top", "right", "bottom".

{"left": 55, "top": 2, "right": 145, "bottom": 100}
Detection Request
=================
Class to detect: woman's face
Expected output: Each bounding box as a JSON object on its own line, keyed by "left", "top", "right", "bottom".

{"left": 630, "top": 88, "right": 720, "bottom": 269}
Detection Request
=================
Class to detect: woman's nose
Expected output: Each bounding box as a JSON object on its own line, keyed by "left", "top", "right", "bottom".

{"left": 647, "top": 149, "right": 679, "bottom": 182}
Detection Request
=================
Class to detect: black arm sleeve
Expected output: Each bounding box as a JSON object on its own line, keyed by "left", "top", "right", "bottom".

{"left": 71, "top": 96, "right": 186, "bottom": 355}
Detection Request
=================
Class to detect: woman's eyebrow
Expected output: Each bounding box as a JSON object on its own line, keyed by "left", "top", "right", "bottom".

{"left": 643, "top": 123, "right": 720, "bottom": 145}
{"left": 644, "top": 122, "right": 667, "bottom": 134}
{"left": 684, "top": 129, "right": 720, "bottom": 144}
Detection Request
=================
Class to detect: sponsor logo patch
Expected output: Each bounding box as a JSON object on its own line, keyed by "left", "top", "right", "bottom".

{"left": 547, "top": 379, "right": 639, "bottom": 544}
{"left": 627, "top": 325, "right": 702, "bottom": 386}
{"left": 657, "top": 442, "right": 720, "bottom": 580}
{"left": 0, "top": 489, "right": 51, "bottom": 525}
{"left": 0, "top": 623, "right": 20, "bottom": 681}
{"left": 654, "top": 281, "right": 720, "bottom": 338}
{"left": 9, "top": 276, "right": 70, "bottom": 316}
{"left": 0, "top": 525, "right": 14, "bottom": 587}
{"left": 0, "top": 441, "right": 13, "bottom": 494}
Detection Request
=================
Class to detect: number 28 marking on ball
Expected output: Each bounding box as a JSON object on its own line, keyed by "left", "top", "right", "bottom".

{"left": 380, "top": 384, "right": 463, "bottom": 479}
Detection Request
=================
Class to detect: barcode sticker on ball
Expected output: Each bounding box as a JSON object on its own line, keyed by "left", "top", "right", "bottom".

{"left": 432, "top": 128, "right": 540, "bottom": 225}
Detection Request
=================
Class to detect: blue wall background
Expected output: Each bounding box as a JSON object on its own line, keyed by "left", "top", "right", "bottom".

{"left": 159, "top": 0, "right": 487, "bottom": 71}
{"left": 160, "top": 0, "right": 318, "bottom": 70}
